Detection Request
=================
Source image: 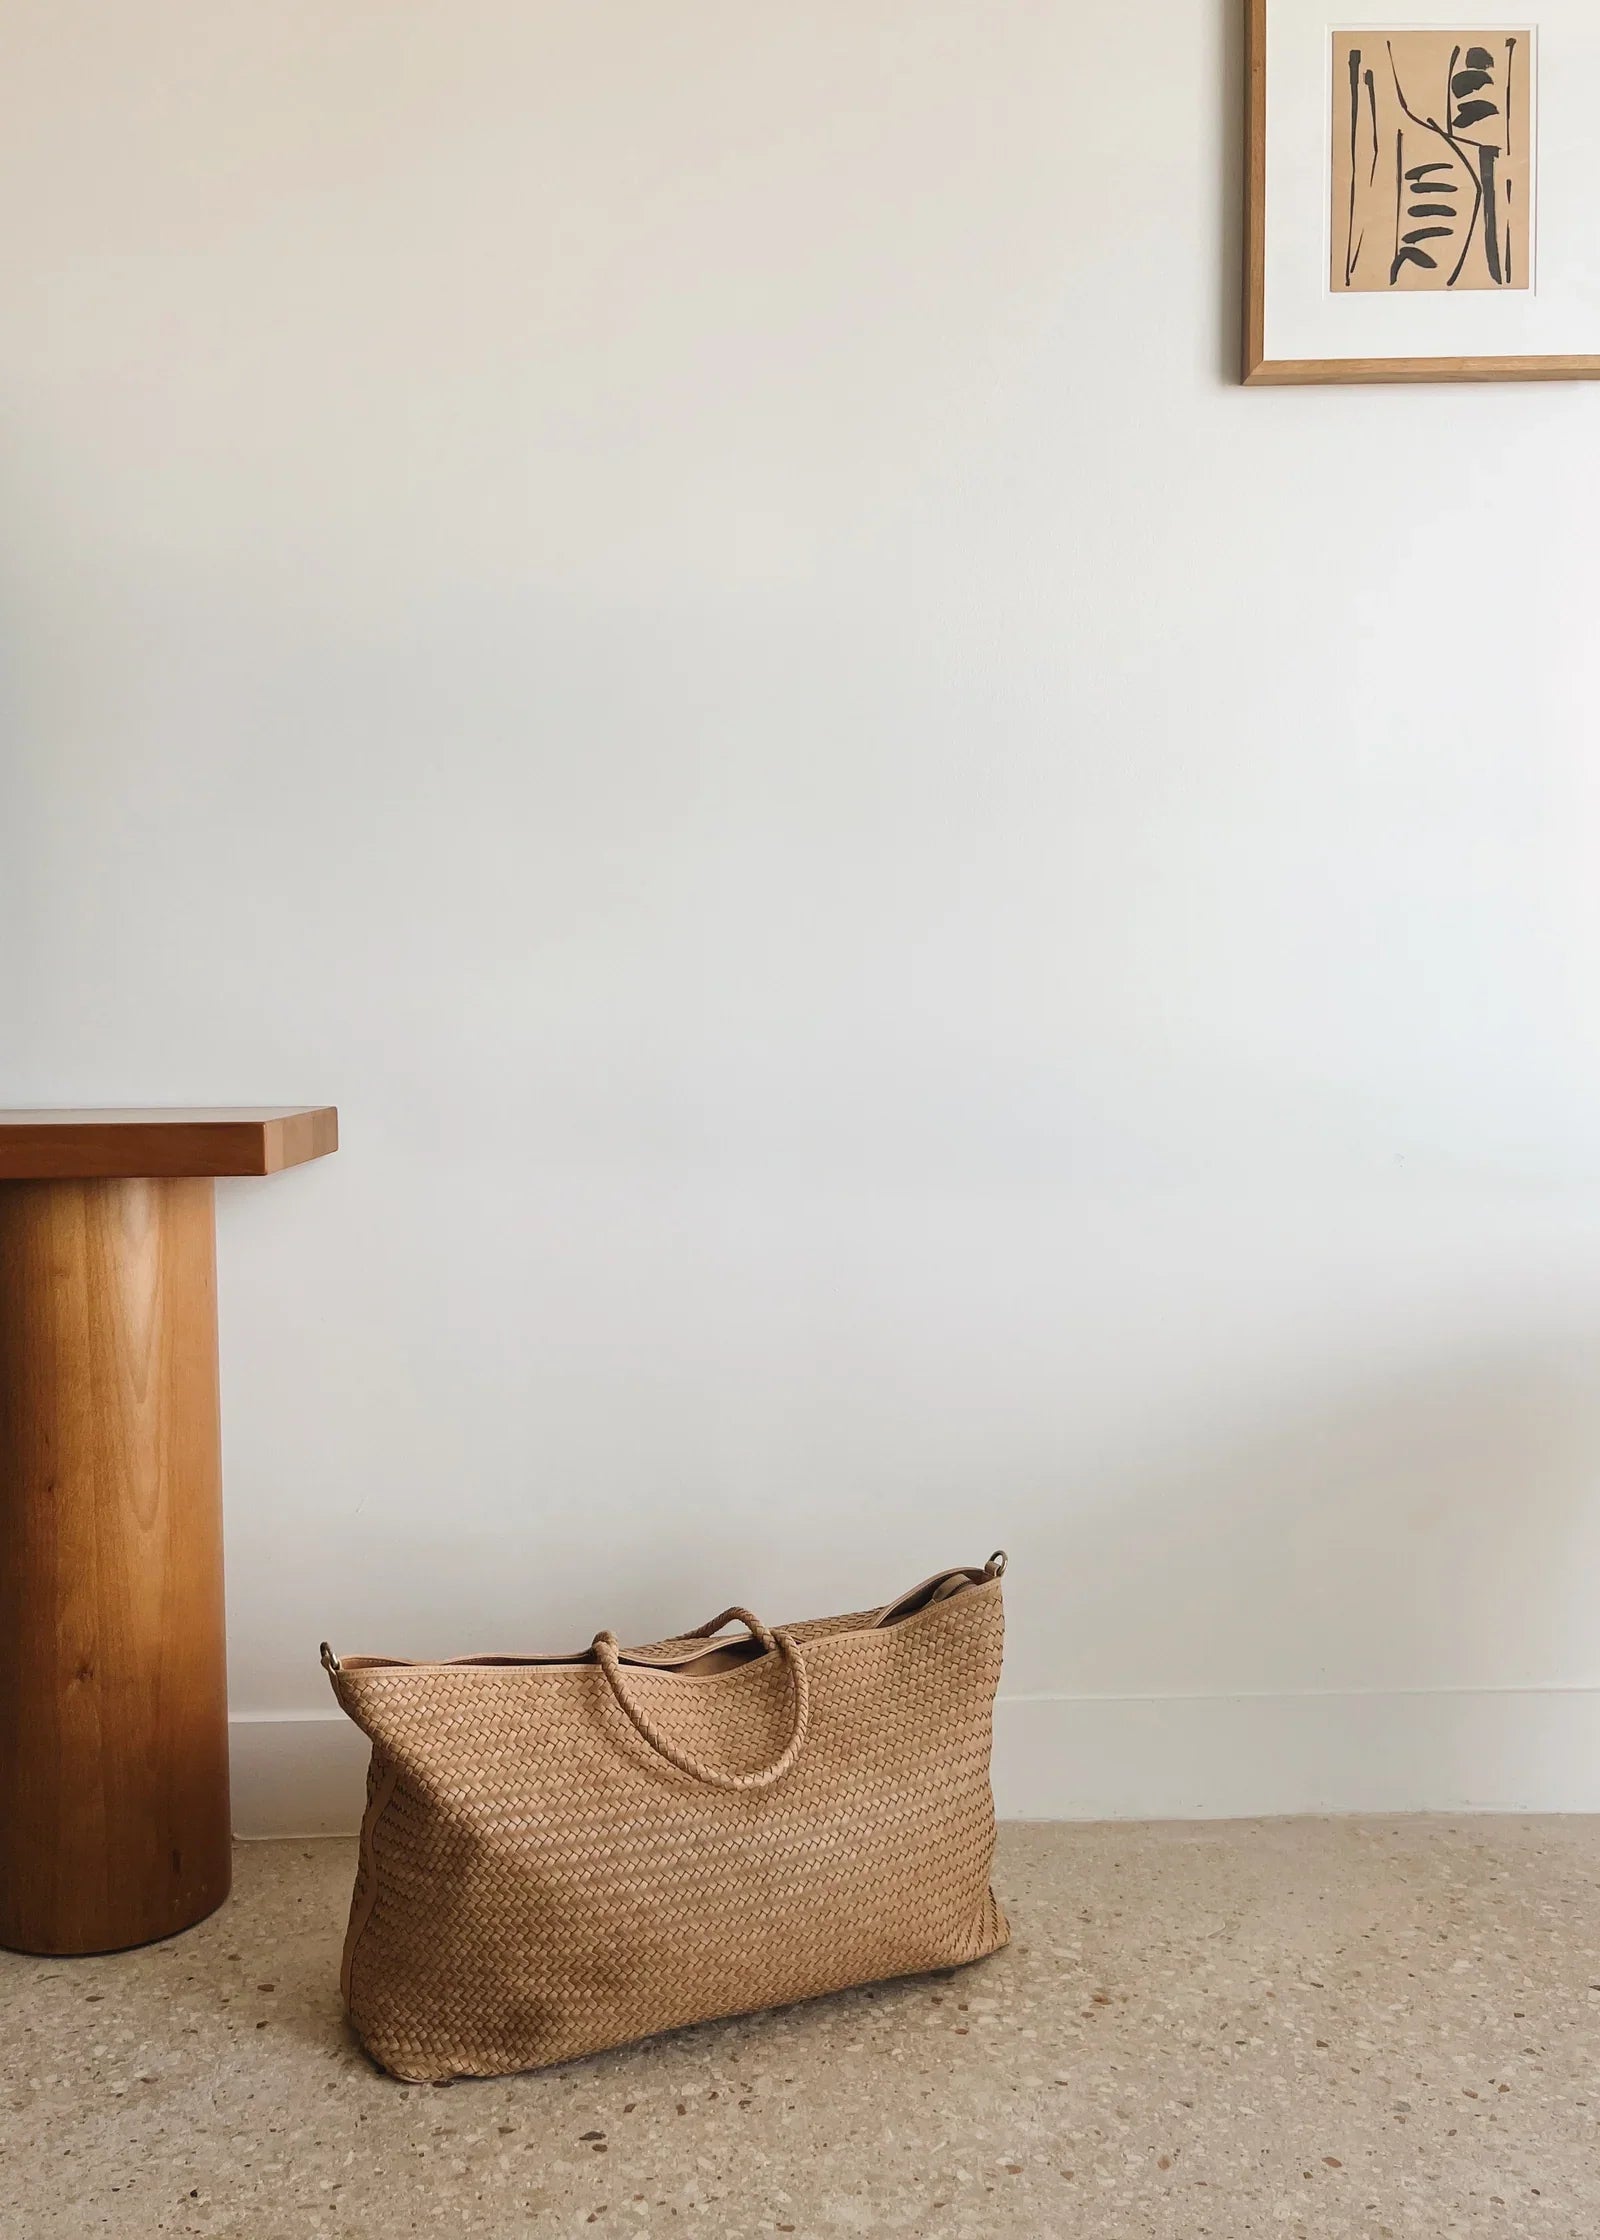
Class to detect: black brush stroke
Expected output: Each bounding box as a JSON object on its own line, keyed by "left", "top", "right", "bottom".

{"left": 1506, "top": 38, "right": 1515, "bottom": 160}
{"left": 1446, "top": 176, "right": 1485, "bottom": 285}
{"left": 1346, "top": 46, "right": 1362, "bottom": 286}
{"left": 1392, "top": 124, "right": 1404, "bottom": 282}
{"left": 1480, "top": 145, "right": 1503, "bottom": 282}
{"left": 1367, "top": 68, "right": 1380, "bottom": 184}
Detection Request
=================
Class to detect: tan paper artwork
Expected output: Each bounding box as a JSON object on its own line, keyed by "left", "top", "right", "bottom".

{"left": 1331, "top": 31, "right": 1531, "bottom": 292}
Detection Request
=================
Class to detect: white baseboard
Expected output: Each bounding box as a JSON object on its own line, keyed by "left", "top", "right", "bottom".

{"left": 231, "top": 1712, "right": 372, "bottom": 1838}
{"left": 229, "top": 1687, "right": 1600, "bottom": 1839}
{"left": 991, "top": 1687, "right": 1600, "bottom": 1820}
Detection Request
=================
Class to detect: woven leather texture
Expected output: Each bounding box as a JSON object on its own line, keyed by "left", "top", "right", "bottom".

{"left": 326, "top": 1566, "right": 1009, "bottom": 2081}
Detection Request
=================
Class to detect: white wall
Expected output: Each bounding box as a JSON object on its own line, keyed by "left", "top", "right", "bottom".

{"left": 5, "top": 2, "right": 1600, "bottom": 1830}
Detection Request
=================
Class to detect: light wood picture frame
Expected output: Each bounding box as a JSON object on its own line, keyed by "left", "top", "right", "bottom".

{"left": 1244, "top": 0, "right": 1600, "bottom": 383}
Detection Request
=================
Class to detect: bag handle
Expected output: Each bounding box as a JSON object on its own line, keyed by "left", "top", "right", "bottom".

{"left": 591, "top": 1611, "right": 810, "bottom": 1791}
{"left": 685, "top": 1604, "right": 776, "bottom": 1646}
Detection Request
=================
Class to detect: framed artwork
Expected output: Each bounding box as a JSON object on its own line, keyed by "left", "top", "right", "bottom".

{"left": 1245, "top": 1, "right": 1600, "bottom": 381}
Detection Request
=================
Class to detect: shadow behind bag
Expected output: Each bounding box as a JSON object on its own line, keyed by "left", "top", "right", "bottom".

{"left": 322, "top": 1554, "right": 1010, "bottom": 2081}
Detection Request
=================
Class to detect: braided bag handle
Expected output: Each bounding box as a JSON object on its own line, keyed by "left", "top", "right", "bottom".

{"left": 591, "top": 1609, "right": 811, "bottom": 1791}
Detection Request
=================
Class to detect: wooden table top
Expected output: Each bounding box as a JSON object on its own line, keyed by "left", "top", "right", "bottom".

{"left": 0, "top": 1108, "right": 338, "bottom": 1180}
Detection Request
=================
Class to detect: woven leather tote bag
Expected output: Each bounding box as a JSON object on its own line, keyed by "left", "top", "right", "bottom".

{"left": 321, "top": 1553, "right": 1010, "bottom": 2081}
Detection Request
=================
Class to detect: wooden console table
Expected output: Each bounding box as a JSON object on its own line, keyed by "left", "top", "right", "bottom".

{"left": 0, "top": 1109, "right": 338, "bottom": 1954}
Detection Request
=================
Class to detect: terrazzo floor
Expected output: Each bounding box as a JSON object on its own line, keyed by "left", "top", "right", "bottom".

{"left": 3, "top": 1819, "right": 1598, "bottom": 2238}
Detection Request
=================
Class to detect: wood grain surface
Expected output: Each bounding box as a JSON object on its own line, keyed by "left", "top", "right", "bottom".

{"left": 0, "top": 1108, "right": 337, "bottom": 1180}
{"left": 0, "top": 1178, "right": 232, "bottom": 1953}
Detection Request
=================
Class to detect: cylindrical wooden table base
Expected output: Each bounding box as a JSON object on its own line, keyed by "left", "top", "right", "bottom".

{"left": 0, "top": 1177, "right": 231, "bottom": 1955}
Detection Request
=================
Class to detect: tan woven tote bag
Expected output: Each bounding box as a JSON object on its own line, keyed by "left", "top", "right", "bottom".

{"left": 321, "top": 1553, "right": 1010, "bottom": 2081}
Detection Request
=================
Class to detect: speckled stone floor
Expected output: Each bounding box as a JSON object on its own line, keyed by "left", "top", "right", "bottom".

{"left": 4, "top": 1820, "right": 1599, "bottom": 2238}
